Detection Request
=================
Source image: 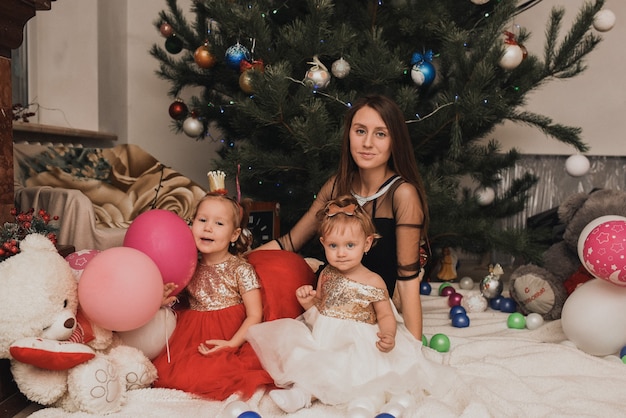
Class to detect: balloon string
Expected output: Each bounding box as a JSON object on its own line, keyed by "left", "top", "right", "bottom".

{"left": 165, "top": 307, "right": 173, "bottom": 363}
{"left": 236, "top": 163, "right": 242, "bottom": 203}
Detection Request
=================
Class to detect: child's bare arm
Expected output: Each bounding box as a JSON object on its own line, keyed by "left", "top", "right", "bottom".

{"left": 374, "top": 299, "right": 397, "bottom": 353}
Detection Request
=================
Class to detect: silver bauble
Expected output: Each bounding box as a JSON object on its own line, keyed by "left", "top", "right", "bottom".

{"left": 480, "top": 274, "right": 503, "bottom": 299}
{"left": 304, "top": 55, "right": 331, "bottom": 89}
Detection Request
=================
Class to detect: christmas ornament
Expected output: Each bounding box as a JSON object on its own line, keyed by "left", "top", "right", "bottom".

{"left": 525, "top": 313, "right": 544, "bottom": 330}
{"left": 410, "top": 50, "right": 436, "bottom": 87}
{"left": 304, "top": 55, "right": 331, "bottom": 89}
{"left": 331, "top": 57, "right": 351, "bottom": 79}
{"left": 565, "top": 154, "right": 590, "bottom": 177}
{"left": 480, "top": 264, "right": 504, "bottom": 299}
{"left": 165, "top": 35, "right": 184, "bottom": 54}
{"left": 593, "top": 9, "right": 616, "bottom": 32}
{"left": 168, "top": 99, "right": 188, "bottom": 120}
{"left": 451, "top": 312, "right": 470, "bottom": 328}
{"left": 507, "top": 312, "right": 526, "bottom": 329}
{"left": 225, "top": 43, "right": 251, "bottom": 70}
{"left": 476, "top": 186, "right": 495, "bottom": 206}
{"left": 194, "top": 42, "right": 216, "bottom": 69}
{"left": 182, "top": 115, "right": 204, "bottom": 137}
{"left": 428, "top": 333, "right": 450, "bottom": 353}
{"left": 239, "top": 60, "right": 265, "bottom": 94}
{"left": 471, "top": 0, "right": 490, "bottom": 4}
{"left": 499, "top": 32, "right": 524, "bottom": 70}
{"left": 459, "top": 276, "right": 474, "bottom": 290}
{"left": 462, "top": 291, "right": 488, "bottom": 313}
{"left": 159, "top": 22, "right": 174, "bottom": 38}
{"left": 580, "top": 219, "right": 626, "bottom": 286}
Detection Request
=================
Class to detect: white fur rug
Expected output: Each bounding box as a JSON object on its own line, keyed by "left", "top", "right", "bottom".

{"left": 30, "top": 284, "right": 626, "bottom": 417}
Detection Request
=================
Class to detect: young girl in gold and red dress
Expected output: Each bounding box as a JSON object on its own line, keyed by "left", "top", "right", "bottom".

{"left": 153, "top": 176, "right": 272, "bottom": 400}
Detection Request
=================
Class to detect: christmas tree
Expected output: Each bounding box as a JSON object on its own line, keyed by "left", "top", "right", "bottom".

{"left": 151, "top": 0, "right": 606, "bottom": 262}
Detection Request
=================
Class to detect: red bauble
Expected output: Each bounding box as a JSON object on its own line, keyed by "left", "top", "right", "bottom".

{"left": 194, "top": 44, "right": 216, "bottom": 69}
{"left": 168, "top": 100, "right": 188, "bottom": 120}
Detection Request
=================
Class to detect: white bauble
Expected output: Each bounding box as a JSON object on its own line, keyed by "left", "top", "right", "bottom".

{"left": 565, "top": 154, "right": 590, "bottom": 177}
{"left": 499, "top": 44, "right": 524, "bottom": 70}
{"left": 476, "top": 186, "right": 495, "bottom": 206}
{"left": 471, "top": 0, "right": 490, "bottom": 4}
{"left": 525, "top": 313, "right": 545, "bottom": 330}
{"left": 331, "top": 57, "right": 351, "bottom": 79}
{"left": 459, "top": 276, "right": 474, "bottom": 290}
{"left": 593, "top": 9, "right": 616, "bottom": 32}
{"left": 182, "top": 117, "right": 204, "bottom": 137}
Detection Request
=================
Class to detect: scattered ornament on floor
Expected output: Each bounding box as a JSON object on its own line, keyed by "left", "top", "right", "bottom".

{"left": 422, "top": 334, "right": 428, "bottom": 346}
{"left": 182, "top": 115, "right": 204, "bottom": 137}
{"left": 428, "top": 333, "right": 451, "bottom": 353}
{"left": 462, "top": 291, "right": 489, "bottom": 313}
{"left": 459, "top": 276, "right": 474, "bottom": 290}
{"left": 168, "top": 99, "right": 188, "bottom": 120}
{"left": 565, "top": 154, "right": 590, "bottom": 177}
{"left": 450, "top": 305, "right": 467, "bottom": 319}
{"left": 438, "top": 282, "right": 453, "bottom": 296}
{"left": 331, "top": 57, "right": 351, "bottom": 79}
{"left": 448, "top": 292, "right": 463, "bottom": 307}
{"left": 164, "top": 35, "right": 184, "bottom": 54}
{"left": 420, "top": 281, "right": 432, "bottom": 295}
{"left": 374, "top": 414, "right": 395, "bottom": 418}
{"left": 159, "top": 22, "right": 174, "bottom": 38}
{"left": 304, "top": 55, "right": 331, "bottom": 89}
{"left": 593, "top": 9, "right": 616, "bottom": 32}
{"left": 470, "top": 0, "right": 490, "bottom": 4}
{"left": 194, "top": 42, "right": 217, "bottom": 69}
{"left": 507, "top": 312, "right": 526, "bottom": 329}
{"left": 225, "top": 43, "right": 251, "bottom": 70}
{"left": 410, "top": 50, "right": 436, "bottom": 87}
{"left": 222, "top": 400, "right": 253, "bottom": 417}
{"left": 490, "top": 295, "right": 504, "bottom": 310}
{"left": 476, "top": 186, "right": 495, "bottom": 206}
{"left": 237, "top": 412, "right": 262, "bottom": 418}
{"left": 441, "top": 285, "right": 456, "bottom": 297}
{"left": 499, "top": 31, "right": 525, "bottom": 71}
{"left": 480, "top": 264, "right": 504, "bottom": 299}
{"left": 452, "top": 312, "right": 470, "bottom": 328}
{"left": 499, "top": 297, "right": 518, "bottom": 313}
{"left": 525, "top": 312, "right": 544, "bottom": 330}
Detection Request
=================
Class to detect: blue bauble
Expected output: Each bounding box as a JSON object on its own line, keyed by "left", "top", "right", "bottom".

{"left": 449, "top": 305, "right": 467, "bottom": 319}
{"left": 375, "top": 414, "right": 396, "bottom": 418}
{"left": 489, "top": 295, "right": 504, "bottom": 310}
{"left": 451, "top": 313, "right": 470, "bottom": 328}
{"left": 420, "top": 281, "right": 432, "bottom": 295}
{"left": 225, "top": 43, "right": 251, "bottom": 70}
{"left": 238, "top": 411, "right": 262, "bottom": 418}
{"left": 620, "top": 346, "right": 626, "bottom": 358}
{"left": 499, "top": 297, "right": 518, "bottom": 313}
{"left": 410, "top": 61, "right": 436, "bottom": 86}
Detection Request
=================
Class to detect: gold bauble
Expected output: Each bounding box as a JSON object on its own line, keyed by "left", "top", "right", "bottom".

{"left": 194, "top": 44, "right": 216, "bottom": 69}
{"left": 239, "top": 70, "right": 255, "bottom": 94}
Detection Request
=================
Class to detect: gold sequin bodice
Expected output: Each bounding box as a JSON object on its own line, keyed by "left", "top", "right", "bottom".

{"left": 187, "top": 255, "right": 260, "bottom": 311}
{"left": 316, "top": 266, "right": 388, "bottom": 324}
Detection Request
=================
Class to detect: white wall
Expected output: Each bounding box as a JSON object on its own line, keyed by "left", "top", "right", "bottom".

{"left": 25, "top": 0, "right": 625, "bottom": 187}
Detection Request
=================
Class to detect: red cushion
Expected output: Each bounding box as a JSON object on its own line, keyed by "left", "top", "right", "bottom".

{"left": 10, "top": 337, "right": 95, "bottom": 370}
{"left": 247, "top": 250, "right": 316, "bottom": 321}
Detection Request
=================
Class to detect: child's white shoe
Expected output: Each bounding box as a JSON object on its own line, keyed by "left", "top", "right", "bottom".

{"left": 269, "top": 386, "right": 311, "bottom": 413}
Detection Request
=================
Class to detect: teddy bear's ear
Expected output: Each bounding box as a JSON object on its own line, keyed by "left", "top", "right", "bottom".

{"left": 557, "top": 192, "right": 590, "bottom": 225}
{"left": 19, "top": 234, "right": 58, "bottom": 253}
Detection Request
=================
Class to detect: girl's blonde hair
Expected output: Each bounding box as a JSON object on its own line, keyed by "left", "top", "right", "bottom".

{"left": 193, "top": 193, "right": 252, "bottom": 254}
{"left": 317, "top": 195, "right": 380, "bottom": 241}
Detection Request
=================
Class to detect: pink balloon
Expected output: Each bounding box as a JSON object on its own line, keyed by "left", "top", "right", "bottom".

{"left": 65, "top": 249, "right": 100, "bottom": 280}
{"left": 123, "top": 209, "right": 197, "bottom": 296}
{"left": 581, "top": 220, "right": 626, "bottom": 287}
{"left": 78, "top": 247, "right": 163, "bottom": 331}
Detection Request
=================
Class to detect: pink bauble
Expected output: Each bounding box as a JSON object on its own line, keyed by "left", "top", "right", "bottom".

{"left": 65, "top": 249, "right": 100, "bottom": 280}
{"left": 448, "top": 292, "right": 463, "bottom": 307}
{"left": 78, "top": 247, "right": 163, "bottom": 331}
{"left": 581, "top": 219, "right": 626, "bottom": 286}
{"left": 124, "top": 209, "right": 197, "bottom": 296}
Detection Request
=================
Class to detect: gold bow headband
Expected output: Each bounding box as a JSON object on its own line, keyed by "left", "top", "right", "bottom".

{"left": 326, "top": 203, "right": 357, "bottom": 217}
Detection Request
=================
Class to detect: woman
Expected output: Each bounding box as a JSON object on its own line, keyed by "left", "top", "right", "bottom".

{"left": 256, "top": 94, "right": 428, "bottom": 339}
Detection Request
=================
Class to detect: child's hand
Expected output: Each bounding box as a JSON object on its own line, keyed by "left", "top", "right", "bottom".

{"left": 198, "top": 339, "right": 233, "bottom": 355}
{"left": 295, "top": 285, "right": 316, "bottom": 304}
{"left": 376, "top": 332, "right": 395, "bottom": 353}
{"left": 162, "top": 283, "right": 178, "bottom": 306}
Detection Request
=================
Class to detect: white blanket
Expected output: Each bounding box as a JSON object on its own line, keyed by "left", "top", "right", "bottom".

{"left": 30, "top": 285, "right": 626, "bottom": 417}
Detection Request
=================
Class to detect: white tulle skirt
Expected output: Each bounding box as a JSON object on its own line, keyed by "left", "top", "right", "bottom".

{"left": 247, "top": 306, "right": 441, "bottom": 406}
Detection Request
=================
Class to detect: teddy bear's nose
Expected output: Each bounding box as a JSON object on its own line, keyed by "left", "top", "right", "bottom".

{"left": 64, "top": 318, "right": 75, "bottom": 329}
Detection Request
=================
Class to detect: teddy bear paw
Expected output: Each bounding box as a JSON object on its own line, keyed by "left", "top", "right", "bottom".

{"left": 66, "top": 354, "right": 125, "bottom": 414}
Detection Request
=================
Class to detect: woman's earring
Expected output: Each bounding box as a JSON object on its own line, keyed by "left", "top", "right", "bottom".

{"left": 230, "top": 242, "right": 235, "bottom": 247}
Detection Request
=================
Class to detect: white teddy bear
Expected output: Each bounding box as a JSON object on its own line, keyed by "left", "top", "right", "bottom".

{"left": 0, "top": 234, "right": 157, "bottom": 414}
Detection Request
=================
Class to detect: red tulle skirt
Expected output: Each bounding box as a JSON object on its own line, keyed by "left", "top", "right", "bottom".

{"left": 152, "top": 304, "right": 273, "bottom": 400}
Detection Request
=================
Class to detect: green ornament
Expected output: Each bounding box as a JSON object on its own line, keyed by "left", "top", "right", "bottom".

{"left": 507, "top": 312, "right": 526, "bottom": 329}
{"left": 429, "top": 333, "right": 450, "bottom": 353}
{"left": 422, "top": 334, "right": 428, "bottom": 346}
{"left": 165, "top": 35, "right": 183, "bottom": 54}
{"left": 438, "top": 282, "right": 453, "bottom": 295}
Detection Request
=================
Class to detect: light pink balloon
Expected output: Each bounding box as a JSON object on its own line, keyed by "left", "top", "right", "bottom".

{"left": 123, "top": 209, "right": 197, "bottom": 296}
{"left": 78, "top": 247, "right": 163, "bottom": 331}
